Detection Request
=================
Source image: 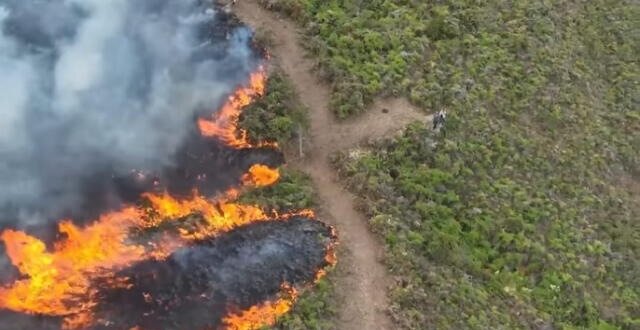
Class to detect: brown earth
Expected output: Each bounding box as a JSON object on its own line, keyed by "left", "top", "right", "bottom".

{"left": 233, "top": 2, "right": 429, "bottom": 329}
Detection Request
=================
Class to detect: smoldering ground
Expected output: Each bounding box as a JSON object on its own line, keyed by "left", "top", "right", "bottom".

{"left": 0, "top": 0, "right": 261, "bottom": 228}
{"left": 93, "top": 217, "right": 334, "bottom": 329}
{"left": 0, "top": 217, "right": 336, "bottom": 329}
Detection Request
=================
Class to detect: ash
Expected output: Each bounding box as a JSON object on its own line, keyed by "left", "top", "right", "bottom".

{"left": 92, "top": 216, "right": 333, "bottom": 329}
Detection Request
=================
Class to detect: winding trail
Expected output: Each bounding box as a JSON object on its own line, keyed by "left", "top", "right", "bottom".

{"left": 233, "top": 2, "right": 426, "bottom": 329}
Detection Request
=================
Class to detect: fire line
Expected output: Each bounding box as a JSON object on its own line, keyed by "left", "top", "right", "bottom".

{"left": 0, "top": 65, "right": 337, "bottom": 329}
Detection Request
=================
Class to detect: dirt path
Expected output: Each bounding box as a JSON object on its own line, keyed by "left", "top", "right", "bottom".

{"left": 233, "top": 2, "right": 426, "bottom": 329}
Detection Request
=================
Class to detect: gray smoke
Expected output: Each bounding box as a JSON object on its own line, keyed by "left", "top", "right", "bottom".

{"left": 0, "top": 0, "right": 258, "bottom": 226}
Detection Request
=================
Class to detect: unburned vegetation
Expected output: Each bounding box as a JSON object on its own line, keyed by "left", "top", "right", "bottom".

{"left": 259, "top": 0, "right": 639, "bottom": 329}
{"left": 240, "top": 69, "right": 308, "bottom": 147}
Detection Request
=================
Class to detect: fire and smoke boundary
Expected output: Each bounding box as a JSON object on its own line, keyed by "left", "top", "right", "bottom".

{"left": 0, "top": 3, "right": 337, "bottom": 329}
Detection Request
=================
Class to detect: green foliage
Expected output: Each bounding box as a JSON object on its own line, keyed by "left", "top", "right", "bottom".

{"left": 240, "top": 69, "right": 308, "bottom": 145}
{"left": 243, "top": 0, "right": 640, "bottom": 328}
{"left": 239, "top": 169, "right": 315, "bottom": 212}
{"left": 336, "top": 120, "right": 639, "bottom": 328}
{"left": 272, "top": 278, "right": 336, "bottom": 330}
{"left": 261, "top": 0, "right": 640, "bottom": 119}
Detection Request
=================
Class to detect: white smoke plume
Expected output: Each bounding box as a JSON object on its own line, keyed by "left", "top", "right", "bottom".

{"left": 0, "top": 0, "right": 258, "bottom": 226}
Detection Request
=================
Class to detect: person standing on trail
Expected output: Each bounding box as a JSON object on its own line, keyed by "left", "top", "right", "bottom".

{"left": 432, "top": 110, "right": 447, "bottom": 130}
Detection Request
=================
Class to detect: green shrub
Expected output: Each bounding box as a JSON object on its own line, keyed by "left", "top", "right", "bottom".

{"left": 302, "top": 0, "right": 640, "bottom": 328}
{"left": 240, "top": 169, "right": 315, "bottom": 212}
{"left": 262, "top": 0, "right": 639, "bottom": 328}
{"left": 271, "top": 278, "right": 336, "bottom": 330}
{"left": 240, "top": 69, "right": 308, "bottom": 146}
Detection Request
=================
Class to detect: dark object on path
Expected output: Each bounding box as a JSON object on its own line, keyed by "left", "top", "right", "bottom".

{"left": 432, "top": 110, "right": 447, "bottom": 130}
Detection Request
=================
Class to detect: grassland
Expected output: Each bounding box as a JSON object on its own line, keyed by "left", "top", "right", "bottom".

{"left": 256, "top": 0, "right": 639, "bottom": 329}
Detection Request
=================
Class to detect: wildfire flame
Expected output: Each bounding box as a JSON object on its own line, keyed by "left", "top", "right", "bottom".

{"left": 142, "top": 191, "right": 270, "bottom": 241}
{"left": 0, "top": 66, "right": 336, "bottom": 329}
{"left": 0, "top": 190, "right": 273, "bottom": 328}
{"left": 198, "top": 68, "right": 276, "bottom": 148}
{"left": 0, "top": 208, "right": 146, "bottom": 318}
{"left": 223, "top": 284, "right": 298, "bottom": 330}
{"left": 242, "top": 164, "right": 281, "bottom": 187}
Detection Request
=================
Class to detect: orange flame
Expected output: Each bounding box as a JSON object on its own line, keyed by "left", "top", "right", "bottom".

{"left": 0, "top": 190, "right": 286, "bottom": 329}
{"left": 199, "top": 68, "right": 275, "bottom": 148}
{"left": 0, "top": 190, "right": 331, "bottom": 329}
{"left": 143, "top": 191, "right": 271, "bottom": 241}
{"left": 0, "top": 66, "right": 336, "bottom": 330}
{"left": 315, "top": 225, "right": 338, "bottom": 283}
{"left": 223, "top": 284, "right": 298, "bottom": 330}
{"left": 0, "top": 208, "right": 144, "bottom": 316}
{"left": 0, "top": 207, "right": 148, "bottom": 328}
{"left": 222, "top": 210, "right": 338, "bottom": 329}
{"left": 242, "top": 164, "right": 280, "bottom": 187}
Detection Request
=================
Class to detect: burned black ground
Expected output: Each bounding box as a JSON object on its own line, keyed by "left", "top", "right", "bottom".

{"left": 95, "top": 216, "right": 333, "bottom": 329}
{"left": 0, "top": 217, "right": 335, "bottom": 330}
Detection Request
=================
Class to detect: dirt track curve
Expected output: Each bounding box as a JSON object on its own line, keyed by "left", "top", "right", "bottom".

{"left": 233, "top": 2, "right": 427, "bottom": 329}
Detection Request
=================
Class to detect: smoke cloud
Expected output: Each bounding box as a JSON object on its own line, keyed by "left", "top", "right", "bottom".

{"left": 0, "top": 0, "right": 258, "bottom": 226}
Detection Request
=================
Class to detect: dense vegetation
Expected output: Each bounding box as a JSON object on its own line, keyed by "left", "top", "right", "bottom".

{"left": 240, "top": 69, "right": 308, "bottom": 146}
{"left": 335, "top": 123, "right": 639, "bottom": 329}
{"left": 258, "top": 0, "right": 640, "bottom": 329}
{"left": 240, "top": 169, "right": 315, "bottom": 213}
{"left": 273, "top": 276, "right": 336, "bottom": 330}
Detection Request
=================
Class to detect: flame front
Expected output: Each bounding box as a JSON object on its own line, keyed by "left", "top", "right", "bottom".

{"left": 223, "top": 284, "right": 298, "bottom": 330}
{"left": 0, "top": 190, "right": 279, "bottom": 329}
{"left": 242, "top": 164, "right": 281, "bottom": 187}
{"left": 198, "top": 69, "right": 274, "bottom": 148}
{"left": 143, "top": 191, "right": 270, "bottom": 241}
{"left": 0, "top": 66, "right": 335, "bottom": 329}
{"left": 0, "top": 207, "right": 145, "bottom": 319}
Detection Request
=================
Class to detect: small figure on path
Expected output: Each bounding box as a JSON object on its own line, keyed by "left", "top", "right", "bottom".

{"left": 432, "top": 110, "right": 447, "bottom": 130}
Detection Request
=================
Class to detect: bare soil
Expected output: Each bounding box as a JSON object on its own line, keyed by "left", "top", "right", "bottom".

{"left": 233, "top": 2, "right": 428, "bottom": 329}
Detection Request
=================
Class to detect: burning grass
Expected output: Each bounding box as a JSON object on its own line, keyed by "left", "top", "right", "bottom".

{"left": 0, "top": 189, "right": 327, "bottom": 328}
{"left": 0, "top": 36, "right": 336, "bottom": 330}
{"left": 0, "top": 214, "right": 336, "bottom": 330}
{"left": 92, "top": 216, "right": 336, "bottom": 330}
{"left": 198, "top": 68, "right": 277, "bottom": 149}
